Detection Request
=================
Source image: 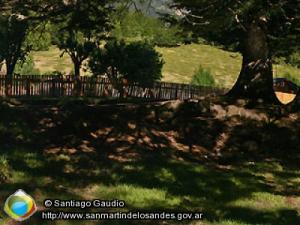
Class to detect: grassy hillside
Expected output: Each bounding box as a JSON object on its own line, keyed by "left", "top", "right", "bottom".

{"left": 32, "top": 46, "right": 73, "bottom": 74}
{"left": 157, "top": 44, "right": 300, "bottom": 88}
{"left": 30, "top": 44, "right": 300, "bottom": 88}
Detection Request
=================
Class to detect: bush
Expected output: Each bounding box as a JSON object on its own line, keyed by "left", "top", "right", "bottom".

{"left": 191, "top": 66, "right": 215, "bottom": 87}
{"left": 15, "top": 55, "right": 40, "bottom": 75}
{"left": 287, "top": 52, "right": 300, "bottom": 68}
{"left": 42, "top": 71, "right": 65, "bottom": 76}
{"left": 89, "top": 40, "right": 164, "bottom": 88}
{"left": 120, "top": 41, "right": 164, "bottom": 86}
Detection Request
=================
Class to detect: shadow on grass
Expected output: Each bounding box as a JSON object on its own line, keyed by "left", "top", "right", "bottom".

{"left": 0, "top": 99, "right": 299, "bottom": 225}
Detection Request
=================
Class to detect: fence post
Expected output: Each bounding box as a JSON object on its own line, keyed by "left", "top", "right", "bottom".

{"left": 26, "top": 78, "right": 30, "bottom": 96}
{"left": 52, "top": 78, "right": 56, "bottom": 97}
{"left": 158, "top": 83, "right": 162, "bottom": 100}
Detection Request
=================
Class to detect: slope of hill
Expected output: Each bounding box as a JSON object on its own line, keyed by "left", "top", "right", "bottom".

{"left": 157, "top": 44, "right": 300, "bottom": 88}
{"left": 29, "top": 44, "right": 300, "bottom": 89}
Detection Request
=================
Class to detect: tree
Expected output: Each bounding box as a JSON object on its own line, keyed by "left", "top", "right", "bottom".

{"left": 0, "top": 15, "right": 30, "bottom": 95}
{"left": 171, "top": 0, "right": 300, "bottom": 103}
{"left": 0, "top": 0, "right": 75, "bottom": 95}
{"left": 112, "top": 11, "right": 183, "bottom": 47}
{"left": 53, "top": 29, "right": 96, "bottom": 78}
{"left": 89, "top": 40, "right": 164, "bottom": 97}
{"left": 119, "top": 41, "right": 164, "bottom": 87}
{"left": 0, "top": 15, "right": 29, "bottom": 78}
{"left": 25, "top": 22, "right": 53, "bottom": 51}
{"left": 89, "top": 40, "right": 126, "bottom": 96}
{"left": 52, "top": 0, "right": 112, "bottom": 78}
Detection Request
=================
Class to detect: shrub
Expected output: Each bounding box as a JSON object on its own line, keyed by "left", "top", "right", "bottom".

{"left": 89, "top": 40, "right": 164, "bottom": 88}
{"left": 287, "top": 52, "right": 300, "bottom": 68}
{"left": 191, "top": 66, "right": 215, "bottom": 87}
{"left": 120, "top": 41, "right": 164, "bottom": 86}
{"left": 15, "top": 55, "right": 40, "bottom": 75}
{"left": 42, "top": 71, "right": 65, "bottom": 76}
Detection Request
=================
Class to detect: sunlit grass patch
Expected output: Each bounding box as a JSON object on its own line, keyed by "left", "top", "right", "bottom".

{"left": 158, "top": 44, "right": 300, "bottom": 88}
{"left": 228, "top": 192, "right": 288, "bottom": 210}
{"left": 93, "top": 184, "right": 181, "bottom": 210}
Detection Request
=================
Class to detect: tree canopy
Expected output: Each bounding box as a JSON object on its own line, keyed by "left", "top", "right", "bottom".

{"left": 89, "top": 40, "right": 163, "bottom": 96}
{"left": 171, "top": 0, "right": 300, "bottom": 53}
{"left": 0, "top": 14, "right": 29, "bottom": 77}
{"left": 52, "top": 0, "right": 112, "bottom": 77}
{"left": 170, "top": 0, "right": 300, "bottom": 102}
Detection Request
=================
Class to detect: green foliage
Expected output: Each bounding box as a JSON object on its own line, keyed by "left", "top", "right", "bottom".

{"left": 0, "top": 14, "right": 30, "bottom": 76}
{"left": 287, "top": 52, "right": 300, "bottom": 68}
{"left": 25, "top": 23, "right": 53, "bottom": 51}
{"left": 191, "top": 66, "right": 215, "bottom": 87}
{"left": 113, "top": 12, "right": 183, "bottom": 47}
{"left": 120, "top": 41, "right": 164, "bottom": 86}
{"left": 0, "top": 156, "right": 10, "bottom": 182}
{"left": 15, "top": 55, "right": 40, "bottom": 75}
{"left": 53, "top": 29, "right": 97, "bottom": 77}
{"left": 89, "top": 40, "right": 164, "bottom": 87}
{"left": 42, "top": 71, "right": 65, "bottom": 76}
{"left": 89, "top": 40, "right": 125, "bottom": 80}
{"left": 53, "top": 30, "right": 96, "bottom": 59}
{"left": 51, "top": 0, "right": 112, "bottom": 77}
{"left": 172, "top": 1, "right": 300, "bottom": 55}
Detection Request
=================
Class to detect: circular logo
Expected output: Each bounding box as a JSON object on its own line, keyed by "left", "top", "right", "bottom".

{"left": 4, "top": 189, "right": 37, "bottom": 221}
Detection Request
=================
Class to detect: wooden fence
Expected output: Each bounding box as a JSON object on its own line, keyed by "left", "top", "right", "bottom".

{"left": 0, "top": 75, "right": 228, "bottom": 100}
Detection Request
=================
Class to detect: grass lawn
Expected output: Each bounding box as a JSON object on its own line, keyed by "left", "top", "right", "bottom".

{"left": 0, "top": 99, "right": 299, "bottom": 225}
{"left": 31, "top": 46, "right": 73, "bottom": 74}
{"left": 157, "top": 44, "right": 300, "bottom": 87}
{"left": 30, "top": 44, "right": 300, "bottom": 88}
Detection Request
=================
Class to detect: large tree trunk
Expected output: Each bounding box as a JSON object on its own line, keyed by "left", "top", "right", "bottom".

{"left": 74, "top": 61, "right": 81, "bottom": 78}
{"left": 228, "top": 21, "right": 278, "bottom": 104}
{"left": 5, "top": 60, "right": 16, "bottom": 96}
{"left": 73, "top": 60, "right": 82, "bottom": 96}
{"left": 107, "top": 67, "right": 125, "bottom": 99}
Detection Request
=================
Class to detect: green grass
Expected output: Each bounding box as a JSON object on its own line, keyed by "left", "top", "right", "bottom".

{"left": 31, "top": 46, "right": 72, "bottom": 74}
{"left": 1, "top": 151, "right": 299, "bottom": 225}
{"left": 30, "top": 46, "right": 90, "bottom": 75}
{"left": 157, "top": 44, "right": 300, "bottom": 87}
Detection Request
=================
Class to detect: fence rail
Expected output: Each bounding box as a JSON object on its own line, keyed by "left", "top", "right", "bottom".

{"left": 0, "top": 75, "right": 228, "bottom": 100}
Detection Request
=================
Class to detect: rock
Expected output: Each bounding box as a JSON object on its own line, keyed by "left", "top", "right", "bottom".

{"left": 210, "top": 104, "right": 226, "bottom": 119}
{"left": 226, "top": 105, "right": 268, "bottom": 121}
{"left": 226, "top": 105, "right": 242, "bottom": 117}
{"left": 236, "top": 99, "right": 247, "bottom": 106}
{"left": 162, "top": 100, "right": 182, "bottom": 111}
